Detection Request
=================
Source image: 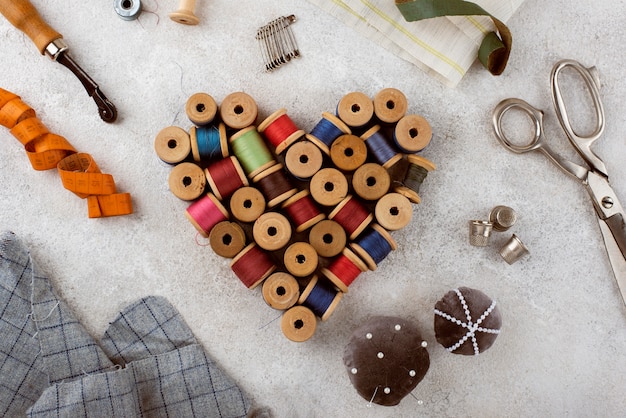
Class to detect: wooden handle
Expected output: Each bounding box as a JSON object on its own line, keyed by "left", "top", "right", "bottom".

{"left": 0, "top": 0, "right": 62, "bottom": 54}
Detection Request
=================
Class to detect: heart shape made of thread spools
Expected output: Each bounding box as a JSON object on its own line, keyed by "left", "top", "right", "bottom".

{"left": 154, "top": 88, "right": 436, "bottom": 342}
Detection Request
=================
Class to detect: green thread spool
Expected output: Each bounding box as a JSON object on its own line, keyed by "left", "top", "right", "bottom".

{"left": 395, "top": 155, "right": 436, "bottom": 204}
{"left": 230, "top": 126, "right": 276, "bottom": 178}
{"left": 404, "top": 163, "right": 428, "bottom": 193}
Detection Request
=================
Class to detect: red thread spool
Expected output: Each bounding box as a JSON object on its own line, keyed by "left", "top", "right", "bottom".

{"left": 321, "top": 248, "right": 367, "bottom": 293}
{"left": 328, "top": 195, "right": 373, "bottom": 240}
{"left": 204, "top": 156, "right": 249, "bottom": 200}
{"left": 230, "top": 243, "right": 276, "bottom": 289}
{"left": 282, "top": 190, "right": 326, "bottom": 233}
{"left": 258, "top": 108, "right": 305, "bottom": 154}
{"left": 185, "top": 193, "right": 229, "bottom": 238}
{"left": 252, "top": 163, "right": 297, "bottom": 208}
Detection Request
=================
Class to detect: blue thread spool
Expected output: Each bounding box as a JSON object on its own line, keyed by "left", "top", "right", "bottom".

{"left": 350, "top": 223, "right": 397, "bottom": 271}
{"left": 306, "top": 112, "right": 351, "bottom": 155}
{"left": 190, "top": 123, "right": 228, "bottom": 162}
{"left": 299, "top": 275, "right": 344, "bottom": 321}
{"left": 361, "top": 125, "right": 402, "bottom": 169}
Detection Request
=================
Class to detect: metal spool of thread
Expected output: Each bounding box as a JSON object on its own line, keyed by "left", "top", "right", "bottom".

{"left": 258, "top": 108, "right": 305, "bottom": 154}
{"left": 395, "top": 155, "right": 436, "bottom": 204}
{"left": 282, "top": 190, "right": 326, "bottom": 233}
{"left": 168, "top": 162, "right": 206, "bottom": 201}
{"left": 154, "top": 126, "right": 191, "bottom": 164}
{"left": 321, "top": 248, "right": 368, "bottom": 293}
{"left": 229, "top": 186, "right": 266, "bottom": 223}
{"left": 373, "top": 88, "right": 408, "bottom": 124}
{"left": 252, "top": 163, "right": 297, "bottom": 208}
{"left": 230, "top": 243, "right": 276, "bottom": 289}
{"left": 308, "top": 219, "right": 347, "bottom": 258}
{"left": 393, "top": 114, "right": 432, "bottom": 153}
{"left": 284, "top": 140, "right": 324, "bottom": 179}
{"left": 253, "top": 212, "right": 292, "bottom": 251}
{"left": 361, "top": 125, "right": 402, "bottom": 169}
{"left": 281, "top": 305, "right": 317, "bottom": 342}
{"left": 190, "top": 123, "right": 228, "bottom": 162}
{"left": 350, "top": 223, "right": 397, "bottom": 271}
{"left": 352, "top": 162, "right": 391, "bottom": 201}
{"left": 229, "top": 126, "right": 276, "bottom": 178}
{"left": 262, "top": 272, "right": 300, "bottom": 310}
{"left": 185, "top": 92, "right": 218, "bottom": 126}
{"left": 185, "top": 193, "right": 229, "bottom": 238}
{"left": 328, "top": 195, "right": 373, "bottom": 240}
{"left": 330, "top": 134, "right": 368, "bottom": 172}
{"left": 219, "top": 92, "right": 258, "bottom": 130}
{"left": 310, "top": 167, "right": 349, "bottom": 207}
{"left": 204, "top": 156, "right": 249, "bottom": 201}
{"left": 299, "top": 275, "right": 344, "bottom": 321}
{"left": 375, "top": 192, "right": 413, "bottom": 231}
{"left": 306, "top": 112, "right": 351, "bottom": 155}
{"left": 209, "top": 221, "right": 246, "bottom": 258}
{"left": 336, "top": 91, "right": 374, "bottom": 129}
{"left": 114, "top": 0, "right": 142, "bottom": 20}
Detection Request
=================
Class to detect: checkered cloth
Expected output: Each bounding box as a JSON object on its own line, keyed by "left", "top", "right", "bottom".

{"left": 0, "top": 231, "right": 266, "bottom": 417}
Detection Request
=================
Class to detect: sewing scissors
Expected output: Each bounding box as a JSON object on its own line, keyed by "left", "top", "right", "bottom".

{"left": 492, "top": 59, "right": 626, "bottom": 306}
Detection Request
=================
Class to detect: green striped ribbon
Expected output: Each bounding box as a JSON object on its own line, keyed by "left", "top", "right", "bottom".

{"left": 395, "top": 0, "right": 512, "bottom": 75}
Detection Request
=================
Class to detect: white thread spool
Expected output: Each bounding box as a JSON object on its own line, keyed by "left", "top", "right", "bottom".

{"left": 170, "top": 0, "right": 199, "bottom": 25}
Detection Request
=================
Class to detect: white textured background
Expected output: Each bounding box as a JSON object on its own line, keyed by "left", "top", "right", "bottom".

{"left": 1, "top": 0, "right": 625, "bottom": 416}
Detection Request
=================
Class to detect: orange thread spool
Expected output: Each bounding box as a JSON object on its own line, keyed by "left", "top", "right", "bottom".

{"left": 204, "top": 156, "right": 249, "bottom": 200}
{"left": 282, "top": 190, "right": 326, "bottom": 232}
{"left": 321, "top": 248, "right": 367, "bottom": 293}
{"left": 258, "top": 108, "right": 304, "bottom": 154}
{"left": 328, "top": 195, "right": 373, "bottom": 240}
{"left": 230, "top": 243, "right": 276, "bottom": 289}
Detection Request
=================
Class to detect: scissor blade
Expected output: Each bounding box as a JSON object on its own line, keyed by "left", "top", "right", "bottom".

{"left": 598, "top": 217, "right": 626, "bottom": 305}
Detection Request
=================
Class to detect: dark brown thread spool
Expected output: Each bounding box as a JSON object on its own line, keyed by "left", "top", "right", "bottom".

{"left": 252, "top": 163, "right": 297, "bottom": 208}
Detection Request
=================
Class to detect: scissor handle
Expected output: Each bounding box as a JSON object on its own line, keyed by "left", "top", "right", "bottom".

{"left": 492, "top": 98, "right": 545, "bottom": 154}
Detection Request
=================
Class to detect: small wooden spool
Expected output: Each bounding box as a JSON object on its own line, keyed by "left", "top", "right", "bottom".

{"left": 281, "top": 305, "right": 317, "bottom": 342}
{"left": 219, "top": 92, "right": 258, "bottom": 129}
{"left": 252, "top": 163, "right": 297, "bottom": 208}
{"left": 189, "top": 123, "right": 228, "bottom": 162}
{"left": 375, "top": 192, "right": 413, "bottom": 231}
{"left": 185, "top": 93, "right": 218, "bottom": 126}
{"left": 373, "top": 88, "right": 408, "bottom": 124}
{"left": 352, "top": 163, "right": 391, "bottom": 201}
{"left": 229, "top": 186, "right": 266, "bottom": 223}
{"left": 154, "top": 126, "right": 191, "bottom": 164}
{"left": 329, "top": 134, "right": 368, "bottom": 172}
{"left": 309, "top": 168, "right": 349, "bottom": 207}
{"left": 258, "top": 108, "right": 305, "bottom": 154}
{"left": 394, "top": 114, "right": 432, "bottom": 153}
{"left": 350, "top": 223, "right": 397, "bottom": 271}
{"left": 185, "top": 193, "right": 230, "bottom": 238}
{"left": 209, "top": 221, "right": 246, "bottom": 258}
{"left": 262, "top": 272, "right": 300, "bottom": 310}
{"left": 305, "top": 112, "right": 351, "bottom": 155}
{"left": 298, "top": 275, "right": 344, "bottom": 321}
{"left": 253, "top": 211, "right": 292, "bottom": 251}
{"left": 308, "top": 219, "right": 346, "bottom": 258}
{"left": 394, "top": 154, "right": 437, "bottom": 204}
{"left": 167, "top": 162, "right": 206, "bottom": 200}
{"left": 284, "top": 242, "right": 319, "bottom": 277}
{"left": 337, "top": 91, "right": 374, "bottom": 128}
{"left": 284, "top": 140, "right": 323, "bottom": 179}
{"left": 204, "top": 156, "right": 249, "bottom": 200}
{"left": 169, "top": 0, "right": 199, "bottom": 25}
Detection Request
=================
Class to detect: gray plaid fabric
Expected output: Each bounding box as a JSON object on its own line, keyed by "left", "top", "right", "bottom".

{"left": 0, "top": 231, "right": 264, "bottom": 418}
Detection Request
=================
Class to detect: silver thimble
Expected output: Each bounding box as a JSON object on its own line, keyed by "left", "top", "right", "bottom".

{"left": 489, "top": 205, "right": 517, "bottom": 232}
{"left": 499, "top": 234, "right": 529, "bottom": 264}
{"left": 469, "top": 220, "right": 493, "bottom": 247}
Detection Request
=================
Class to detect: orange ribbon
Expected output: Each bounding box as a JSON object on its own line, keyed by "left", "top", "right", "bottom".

{"left": 0, "top": 87, "right": 133, "bottom": 218}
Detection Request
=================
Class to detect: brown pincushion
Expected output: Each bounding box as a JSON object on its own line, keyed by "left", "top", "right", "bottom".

{"left": 434, "top": 287, "right": 502, "bottom": 356}
{"left": 343, "top": 316, "right": 430, "bottom": 406}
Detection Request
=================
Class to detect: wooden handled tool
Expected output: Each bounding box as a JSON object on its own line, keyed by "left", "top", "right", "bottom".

{"left": 0, "top": 0, "right": 117, "bottom": 123}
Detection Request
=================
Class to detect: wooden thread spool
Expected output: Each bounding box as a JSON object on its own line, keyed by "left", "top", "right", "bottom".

{"left": 329, "top": 134, "right": 368, "bottom": 172}
{"left": 258, "top": 108, "right": 305, "bottom": 154}
{"left": 168, "top": 162, "right": 206, "bottom": 200}
{"left": 350, "top": 223, "right": 397, "bottom": 271}
{"left": 328, "top": 195, "right": 373, "bottom": 240}
{"left": 220, "top": 92, "right": 258, "bottom": 129}
{"left": 209, "top": 221, "right": 246, "bottom": 258}
{"left": 262, "top": 272, "right": 300, "bottom": 310}
{"left": 186, "top": 93, "right": 218, "bottom": 126}
{"left": 375, "top": 192, "right": 413, "bottom": 231}
{"left": 190, "top": 123, "right": 228, "bottom": 162}
{"left": 282, "top": 190, "right": 326, "bottom": 233}
{"left": 252, "top": 163, "right": 297, "bottom": 208}
{"left": 361, "top": 125, "right": 402, "bottom": 169}
{"left": 352, "top": 163, "right": 390, "bottom": 201}
{"left": 321, "top": 248, "right": 367, "bottom": 293}
{"left": 253, "top": 211, "right": 292, "bottom": 251}
{"left": 229, "top": 126, "right": 276, "bottom": 178}
{"left": 230, "top": 243, "right": 276, "bottom": 289}
{"left": 230, "top": 186, "right": 266, "bottom": 223}
{"left": 394, "top": 155, "right": 436, "bottom": 204}
{"left": 204, "top": 156, "right": 249, "bottom": 200}
{"left": 310, "top": 167, "right": 348, "bottom": 207}
{"left": 281, "top": 305, "right": 317, "bottom": 342}
{"left": 185, "top": 193, "right": 229, "bottom": 238}
{"left": 154, "top": 126, "right": 191, "bottom": 164}
{"left": 284, "top": 140, "right": 323, "bottom": 179}
{"left": 394, "top": 114, "right": 432, "bottom": 153}
{"left": 299, "top": 275, "right": 343, "bottom": 321}
{"left": 169, "top": 0, "right": 199, "bottom": 25}
{"left": 284, "top": 242, "right": 319, "bottom": 277}
{"left": 336, "top": 91, "right": 374, "bottom": 128}
{"left": 308, "top": 219, "right": 346, "bottom": 258}
{"left": 306, "top": 112, "right": 351, "bottom": 155}
{"left": 373, "top": 88, "right": 408, "bottom": 124}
